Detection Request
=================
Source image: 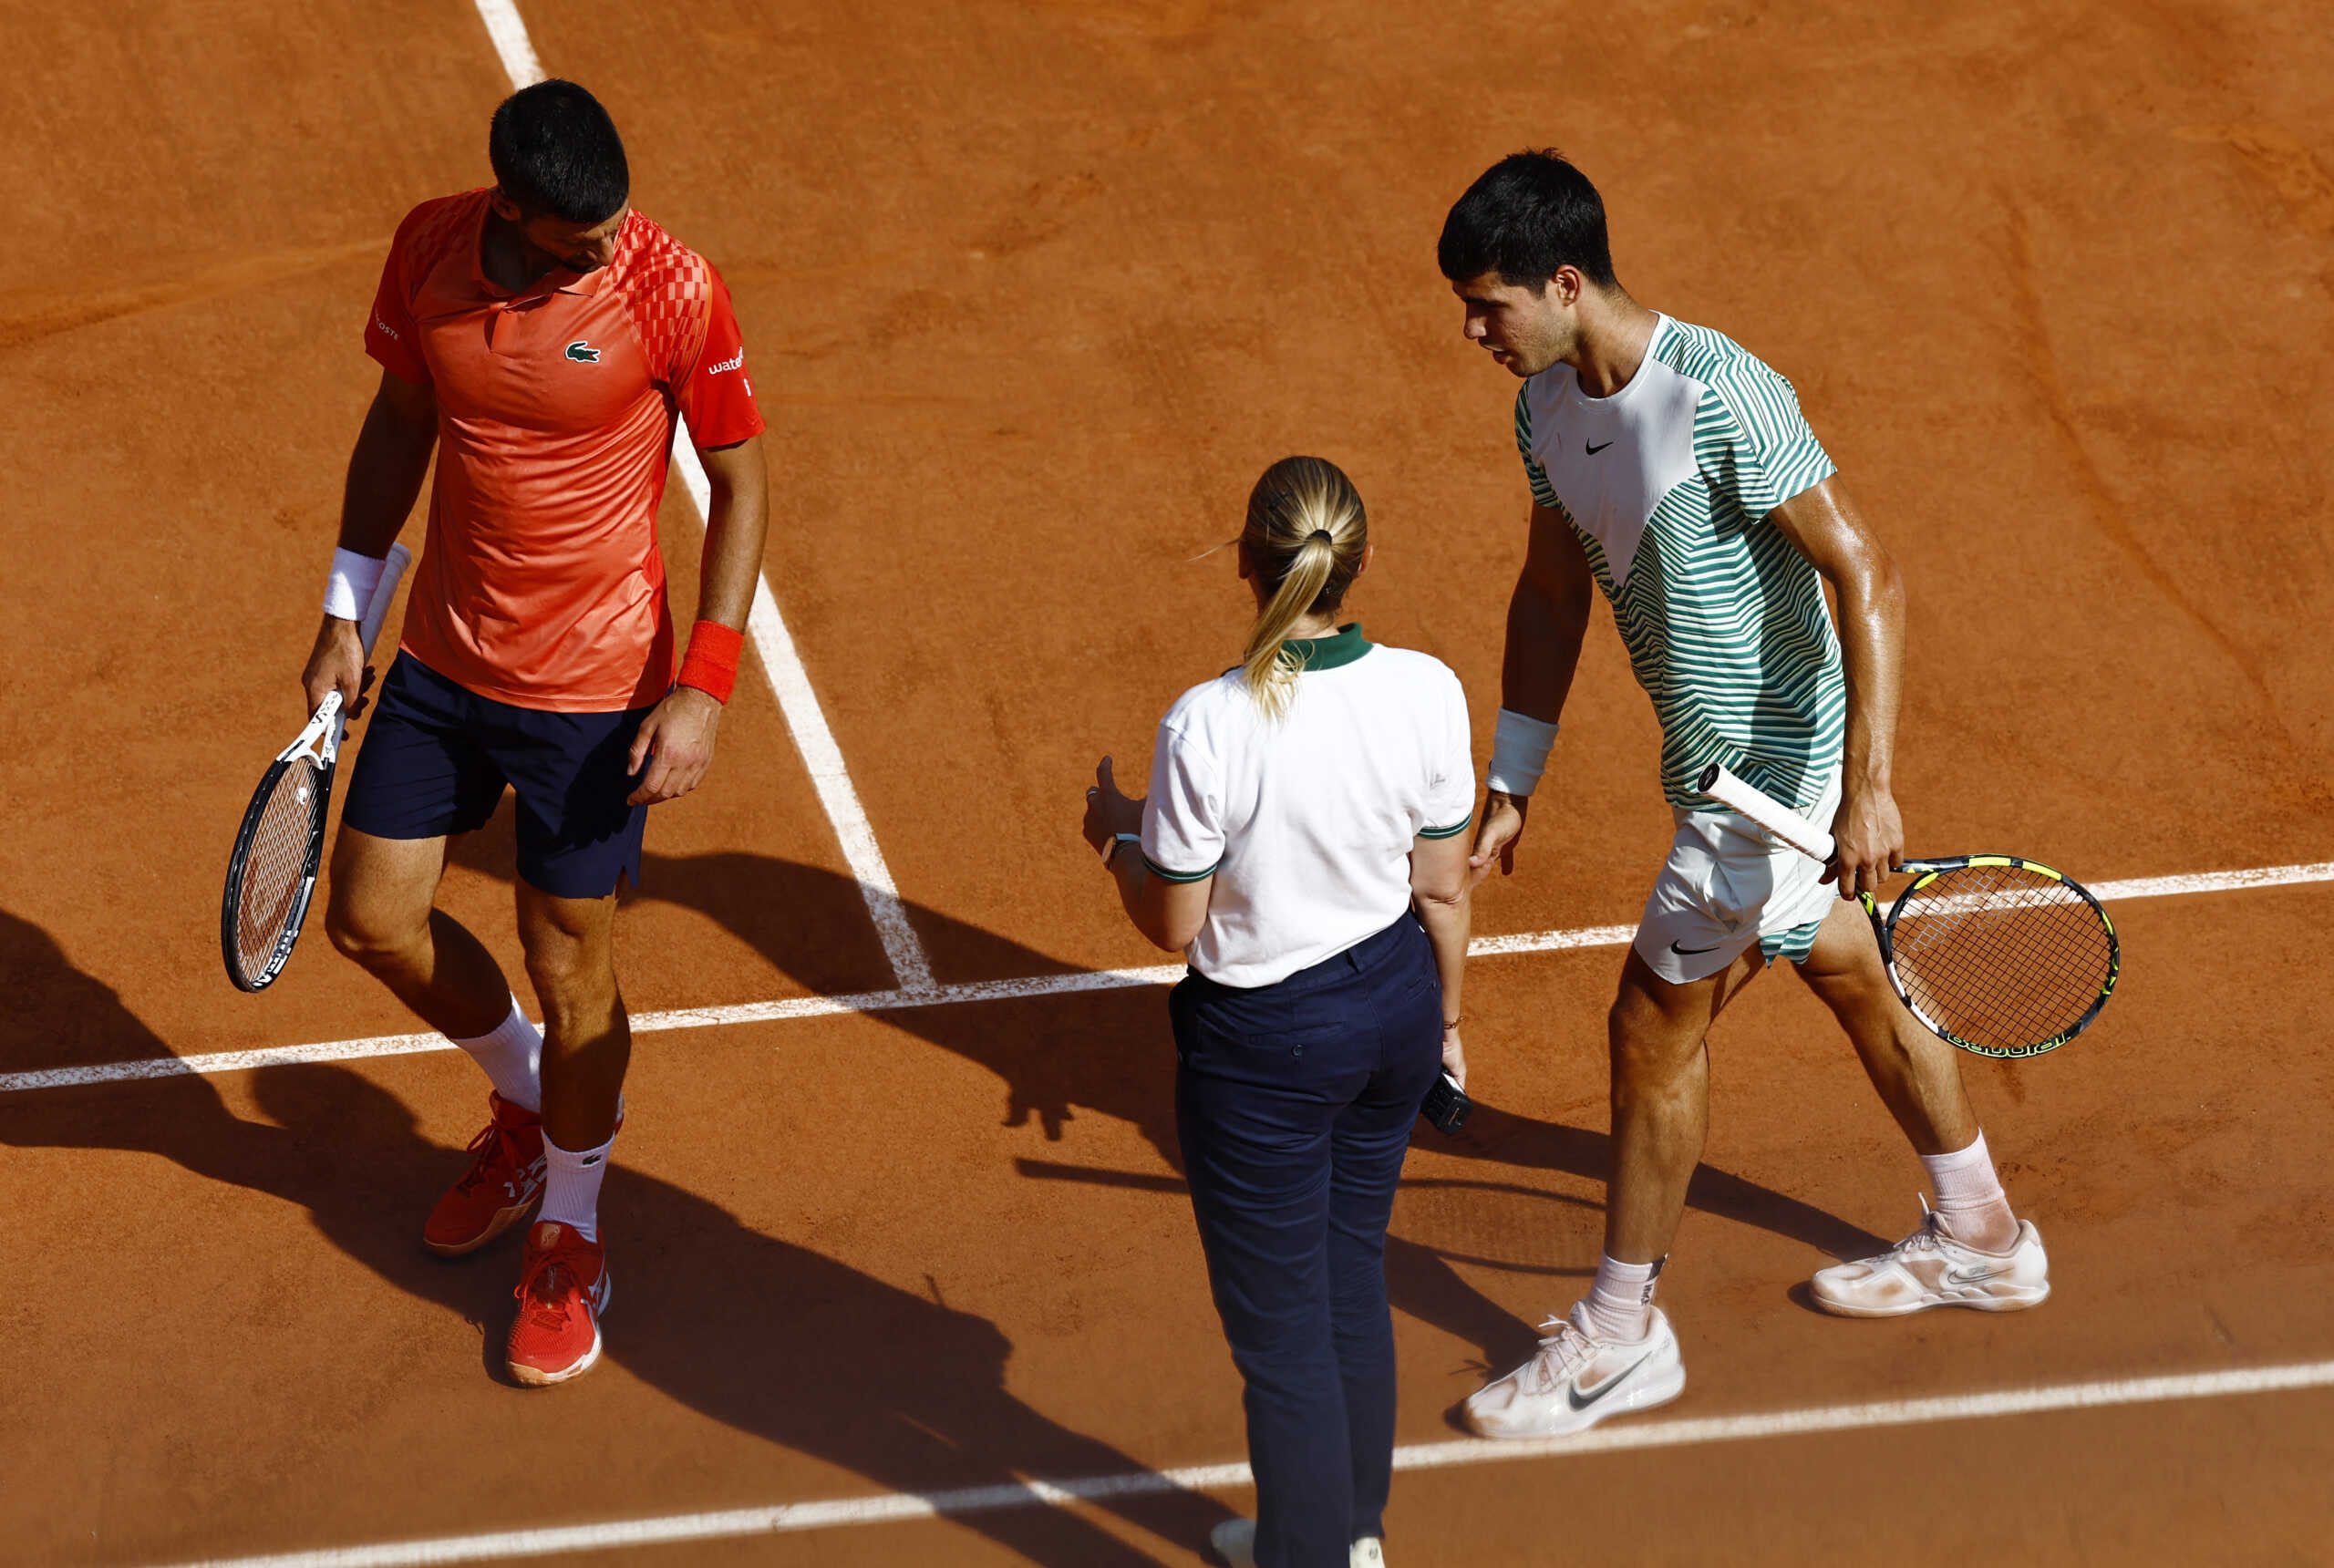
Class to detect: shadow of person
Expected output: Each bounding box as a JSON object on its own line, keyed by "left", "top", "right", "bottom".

{"left": 436, "top": 829, "right": 1890, "bottom": 1369}
{"left": 0, "top": 908, "right": 1225, "bottom": 1566}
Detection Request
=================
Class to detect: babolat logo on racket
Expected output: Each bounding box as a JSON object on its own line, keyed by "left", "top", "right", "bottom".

{"left": 564, "top": 339, "right": 601, "bottom": 363}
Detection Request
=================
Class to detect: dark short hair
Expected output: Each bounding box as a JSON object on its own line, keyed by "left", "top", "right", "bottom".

{"left": 488, "top": 80, "right": 629, "bottom": 224}
{"left": 1438, "top": 150, "right": 1616, "bottom": 290}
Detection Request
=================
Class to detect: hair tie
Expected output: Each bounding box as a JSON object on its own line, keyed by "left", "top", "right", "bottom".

{"left": 1307, "top": 529, "right": 1333, "bottom": 545}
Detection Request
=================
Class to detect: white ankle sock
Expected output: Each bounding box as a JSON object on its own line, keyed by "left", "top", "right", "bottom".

{"left": 1920, "top": 1130, "right": 2018, "bottom": 1253}
{"left": 540, "top": 1129, "right": 615, "bottom": 1242}
{"left": 1578, "top": 1254, "right": 1662, "bottom": 1342}
{"left": 451, "top": 996, "right": 542, "bottom": 1113}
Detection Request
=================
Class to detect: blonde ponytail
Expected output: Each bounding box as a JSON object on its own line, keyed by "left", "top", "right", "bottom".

{"left": 1238, "top": 457, "right": 1368, "bottom": 719}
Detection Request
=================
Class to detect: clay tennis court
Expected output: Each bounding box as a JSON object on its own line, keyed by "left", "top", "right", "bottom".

{"left": 5, "top": 0, "right": 2333, "bottom": 1562}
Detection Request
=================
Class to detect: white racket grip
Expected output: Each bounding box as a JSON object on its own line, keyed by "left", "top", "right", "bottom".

{"left": 1696, "top": 762, "right": 1836, "bottom": 864}
{"left": 356, "top": 542, "right": 412, "bottom": 657}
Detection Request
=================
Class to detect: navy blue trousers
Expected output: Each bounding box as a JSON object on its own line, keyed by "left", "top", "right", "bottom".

{"left": 1172, "top": 915, "right": 1442, "bottom": 1568}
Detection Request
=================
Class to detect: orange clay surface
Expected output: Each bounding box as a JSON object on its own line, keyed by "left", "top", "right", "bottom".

{"left": 3, "top": 0, "right": 2332, "bottom": 1563}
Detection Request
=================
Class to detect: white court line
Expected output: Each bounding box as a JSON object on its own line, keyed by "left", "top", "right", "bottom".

{"left": 465, "top": 0, "right": 935, "bottom": 992}
{"left": 165, "top": 1357, "right": 2334, "bottom": 1566}
{"left": 7, "top": 860, "right": 2329, "bottom": 1096}
{"left": 667, "top": 436, "right": 935, "bottom": 992}
{"left": 470, "top": 0, "right": 544, "bottom": 88}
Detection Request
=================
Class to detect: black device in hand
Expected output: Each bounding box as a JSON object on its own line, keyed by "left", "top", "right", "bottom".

{"left": 1419, "top": 1071, "right": 1472, "bottom": 1136}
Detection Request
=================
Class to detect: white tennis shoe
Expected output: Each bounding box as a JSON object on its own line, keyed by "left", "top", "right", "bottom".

{"left": 1207, "top": 1519, "right": 1385, "bottom": 1566}
{"left": 1461, "top": 1304, "right": 1685, "bottom": 1439}
{"left": 1810, "top": 1197, "right": 2050, "bottom": 1317}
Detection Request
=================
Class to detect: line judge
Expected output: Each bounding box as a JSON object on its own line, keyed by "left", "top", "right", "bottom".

{"left": 1082, "top": 457, "right": 1474, "bottom": 1568}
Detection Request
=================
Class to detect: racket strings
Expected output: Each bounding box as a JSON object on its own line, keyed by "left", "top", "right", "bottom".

{"left": 231, "top": 759, "right": 326, "bottom": 980}
{"left": 1888, "top": 864, "right": 2113, "bottom": 1053}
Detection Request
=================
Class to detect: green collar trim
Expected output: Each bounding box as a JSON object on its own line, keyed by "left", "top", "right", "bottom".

{"left": 1286, "top": 623, "right": 1371, "bottom": 673}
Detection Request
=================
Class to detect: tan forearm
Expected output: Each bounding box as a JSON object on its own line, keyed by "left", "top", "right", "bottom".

{"left": 696, "top": 439, "right": 770, "bottom": 630}
{"left": 336, "top": 387, "right": 436, "bottom": 559}
{"left": 1500, "top": 573, "right": 1591, "bottom": 725}
{"left": 1834, "top": 555, "right": 1905, "bottom": 792}
{"left": 1414, "top": 888, "right": 1471, "bottom": 1023}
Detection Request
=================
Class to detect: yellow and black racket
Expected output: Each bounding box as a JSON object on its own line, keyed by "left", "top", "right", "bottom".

{"left": 1698, "top": 763, "right": 2119, "bottom": 1058}
{"left": 221, "top": 544, "right": 409, "bottom": 993}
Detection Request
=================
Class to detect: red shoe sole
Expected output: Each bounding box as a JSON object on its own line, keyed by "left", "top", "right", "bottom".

{"left": 424, "top": 1194, "right": 542, "bottom": 1258}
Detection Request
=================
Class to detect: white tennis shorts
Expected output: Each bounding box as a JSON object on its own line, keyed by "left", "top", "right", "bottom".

{"left": 1635, "top": 768, "right": 1843, "bottom": 984}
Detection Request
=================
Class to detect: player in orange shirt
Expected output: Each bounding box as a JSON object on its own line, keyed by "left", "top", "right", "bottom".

{"left": 296, "top": 80, "right": 768, "bottom": 1386}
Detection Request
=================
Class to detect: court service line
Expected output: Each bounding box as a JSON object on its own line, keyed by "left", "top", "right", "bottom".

{"left": 465, "top": 0, "right": 935, "bottom": 993}
{"left": 7, "top": 860, "right": 2329, "bottom": 1097}
{"left": 167, "top": 1357, "right": 2334, "bottom": 1567}
{"left": 666, "top": 436, "right": 936, "bottom": 992}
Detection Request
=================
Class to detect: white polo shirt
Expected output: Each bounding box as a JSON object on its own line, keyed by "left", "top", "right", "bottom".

{"left": 1141, "top": 624, "right": 1475, "bottom": 988}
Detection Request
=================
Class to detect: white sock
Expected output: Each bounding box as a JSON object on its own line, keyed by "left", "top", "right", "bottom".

{"left": 1921, "top": 1130, "right": 2018, "bottom": 1253}
{"left": 1577, "top": 1254, "right": 1662, "bottom": 1342}
{"left": 540, "top": 1129, "right": 615, "bottom": 1242}
{"left": 451, "top": 996, "right": 542, "bottom": 1113}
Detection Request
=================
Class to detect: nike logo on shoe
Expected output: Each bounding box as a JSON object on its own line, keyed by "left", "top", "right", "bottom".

{"left": 1566, "top": 1350, "right": 1654, "bottom": 1411}
{"left": 1585, "top": 439, "right": 1614, "bottom": 454}
{"left": 1942, "top": 1263, "right": 2009, "bottom": 1287}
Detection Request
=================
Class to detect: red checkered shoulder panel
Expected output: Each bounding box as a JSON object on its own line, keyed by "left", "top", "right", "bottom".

{"left": 396, "top": 189, "right": 492, "bottom": 281}
{"left": 605, "top": 211, "right": 713, "bottom": 390}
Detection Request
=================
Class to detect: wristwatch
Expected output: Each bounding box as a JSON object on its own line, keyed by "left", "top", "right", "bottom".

{"left": 1105, "top": 832, "right": 1141, "bottom": 867}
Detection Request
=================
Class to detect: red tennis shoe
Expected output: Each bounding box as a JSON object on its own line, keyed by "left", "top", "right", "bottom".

{"left": 423, "top": 1092, "right": 545, "bottom": 1256}
{"left": 507, "top": 1221, "right": 610, "bottom": 1387}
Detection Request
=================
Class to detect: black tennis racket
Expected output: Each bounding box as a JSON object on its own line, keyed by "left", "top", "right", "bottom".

{"left": 222, "top": 544, "right": 410, "bottom": 993}
{"left": 1698, "top": 763, "right": 2120, "bottom": 1058}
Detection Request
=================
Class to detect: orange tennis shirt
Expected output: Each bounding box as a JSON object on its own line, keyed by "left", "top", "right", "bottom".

{"left": 363, "top": 190, "right": 766, "bottom": 711}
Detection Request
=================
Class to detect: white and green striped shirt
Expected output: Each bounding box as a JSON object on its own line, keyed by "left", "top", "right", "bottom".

{"left": 1515, "top": 314, "right": 1843, "bottom": 810}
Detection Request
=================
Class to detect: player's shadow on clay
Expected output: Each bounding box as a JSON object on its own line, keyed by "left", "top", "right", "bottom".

{"left": 440, "top": 826, "right": 1893, "bottom": 1371}
{"left": 0, "top": 905, "right": 1230, "bottom": 1568}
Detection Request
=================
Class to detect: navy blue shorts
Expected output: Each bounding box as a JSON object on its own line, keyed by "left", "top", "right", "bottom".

{"left": 341, "top": 654, "right": 655, "bottom": 899}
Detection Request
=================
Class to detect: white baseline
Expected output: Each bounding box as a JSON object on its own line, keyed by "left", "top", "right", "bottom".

{"left": 466, "top": 0, "right": 935, "bottom": 992}
{"left": 7, "top": 860, "right": 2329, "bottom": 1095}
{"left": 164, "top": 1357, "right": 2334, "bottom": 1566}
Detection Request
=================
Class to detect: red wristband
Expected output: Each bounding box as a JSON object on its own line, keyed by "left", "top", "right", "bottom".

{"left": 676, "top": 619, "right": 744, "bottom": 704}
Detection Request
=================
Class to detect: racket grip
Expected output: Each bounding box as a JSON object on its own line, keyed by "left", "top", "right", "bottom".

{"left": 1696, "top": 762, "right": 1836, "bottom": 863}
{"left": 356, "top": 542, "right": 412, "bottom": 657}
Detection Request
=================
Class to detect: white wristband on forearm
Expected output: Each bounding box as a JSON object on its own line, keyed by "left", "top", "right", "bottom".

{"left": 1486, "top": 707, "right": 1560, "bottom": 797}
{"left": 323, "top": 548, "right": 387, "bottom": 622}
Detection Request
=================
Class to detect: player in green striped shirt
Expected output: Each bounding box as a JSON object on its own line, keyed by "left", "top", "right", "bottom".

{"left": 1441, "top": 151, "right": 2050, "bottom": 1441}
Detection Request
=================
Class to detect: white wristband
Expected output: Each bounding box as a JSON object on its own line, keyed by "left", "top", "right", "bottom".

{"left": 324, "top": 548, "right": 388, "bottom": 623}
{"left": 1486, "top": 707, "right": 1560, "bottom": 797}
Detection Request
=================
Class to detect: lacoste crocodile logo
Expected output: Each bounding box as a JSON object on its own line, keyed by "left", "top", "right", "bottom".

{"left": 565, "top": 340, "right": 602, "bottom": 363}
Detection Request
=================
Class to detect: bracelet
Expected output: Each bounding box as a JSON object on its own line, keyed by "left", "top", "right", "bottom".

{"left": 324, "top": 548, "right": 387, "bottom": 622}
{"left": 1105, "top": 831, "right": 1141, "bottom": 867}
{"left": 676, "top": 619, "right": 745, "bottom": 704}
{"left": 1486, "top": 707, "right": 1559, "bottom": 797}
{"left": 1442, "top": 1016, "right": 1463, "bottom": 1033}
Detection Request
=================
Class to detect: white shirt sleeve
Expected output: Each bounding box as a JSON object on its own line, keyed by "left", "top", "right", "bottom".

{"left": 1141, "top": 717, "right": 1224, "bottom": 882}
{"left": 1419, "top": 669, "right": 1476, "bottom": 840}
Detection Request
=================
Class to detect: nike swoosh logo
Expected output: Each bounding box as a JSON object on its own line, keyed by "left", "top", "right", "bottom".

{"left": 1943, "top": 1264, "right": 2008, "bottom": 1286}
{"left": 1585, "top": 439, "right": 1614, "bottom": 454}
{"left": 1567, "top": 1351, "right": 1654, "bottom": 1411}
{"left": 1669, "top": 940, "right": 1722, "bottom": 955}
